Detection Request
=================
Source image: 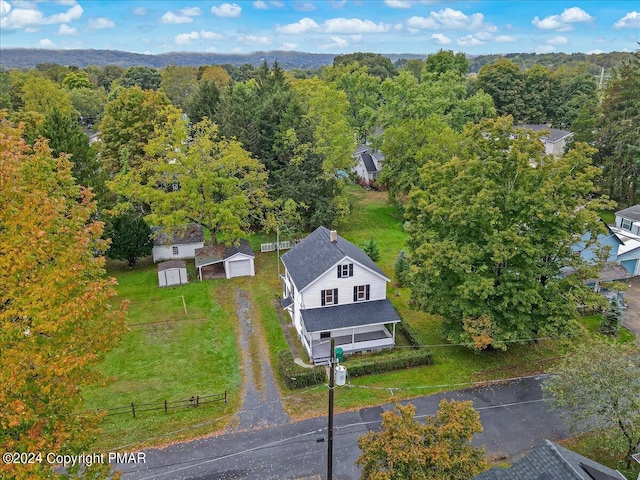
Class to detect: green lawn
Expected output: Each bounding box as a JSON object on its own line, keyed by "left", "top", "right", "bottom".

{"left": 598, "top": 209, "right": 616, "bottom": 225}
{"left": 83, "top": 260, "right": 242, "bottom": 450}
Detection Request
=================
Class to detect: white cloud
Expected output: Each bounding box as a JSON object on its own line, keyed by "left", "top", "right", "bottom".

{"left": 330, "top": 36, "right": 348, "bottom": 47}
{"left": 161, "top": 7, "right": 201, "bottom": 24}
{"left": 293, "top": 2, "right": 316, "bottom": 11}
{"left": 253, "top": 0, "right": 268, "bottom": 9}
{"left": 57, "top": 23, "right": 77, "bottom": 35}
{"left": 56, "top": 0, "right": 77, "bottom": 6}
{"left": 587, "top": 49, "right": 604, "bottom": 54}
{"left": 280, "top": 42, "right": 298, "bottom": 50}
{"left": 614, "top": 11, "right": 640, "bottom": 29}
{"left": 536, "top": 45, "right": 555, "bottom": 53}
{"left": 495, "top": 35, "right": 516, "bottom": 43}
{"left": 407, "top": 15, "right": 439, "bottom": 29}
{"left": 211, "top": 3, "right": 242, "bottom": 18}
{"left": 241, "top": 34, "right": 270, "bottom": 45}
{"left": 175, "top": 31, "right": 200, "bottom": 45}
{"left": 175, "top": 30, "right": 224, "bottom": 45}
{"left": 2, "top": 3, "right": 83, "bottom": 29}
{"left": 532, "top": 7, "right": 593, "bottom": 31}
{"left": 547, "top": 35, "right": 568, "bottom": 45}
{"left": 88, "top": 17, "right": 115, "bottom": 30}
{"left": 350, "top": 34, "right": 362, "bottom": 41}
{"left": 457, "top": 34, "right": 484, "bottom": 46}
{"left": 275, "top": 17, "right": 319, "bottom": 34}
{"left": 329, "top": 0, "right": 347, "bottom": 8}
{"left": 323, "top": 17, "right": 391, "bottom": 33}
{"left": 408, "top": 27, "right": 419, "bottom": 34}
{"left": 431, "top": 8, "right": 486, "bottom": 30}
{"left": 133, "top": 7, "right": 147, "bottom": 15}
{"left": 38, "top": 38, "right": 55, "bottom": 47}
{"left": 200, "top": 30, "right": 224, "bottom": 40}
{"left": 0, "top": 0, "right": 11, "bottom": 17}
{"left": 384, "top": 0, "right": 412, "bottom": 8}
{"left": 430, "top": 33, "right": 451, "bottom": 44}
{"left": 474, "top": 31, "right": 493, "bottom": 41}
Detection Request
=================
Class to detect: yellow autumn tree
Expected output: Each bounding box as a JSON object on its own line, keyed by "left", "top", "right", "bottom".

{"left": 357, "top": 400, "right": 489, "bottom": 480}
{"left": 0, "top": 115, "right": 127, "bottom": 479}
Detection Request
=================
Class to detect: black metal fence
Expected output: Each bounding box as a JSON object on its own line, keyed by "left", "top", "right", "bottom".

{"left": 104, "top": 392, "right": 227, "bottom": 418}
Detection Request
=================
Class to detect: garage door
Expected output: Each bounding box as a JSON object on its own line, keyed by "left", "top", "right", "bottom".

{"left": 227, "top": 259, "right": 252, "bottom": 278}
{"left": 165, "top": 269, "right": 183, "bottom": 286}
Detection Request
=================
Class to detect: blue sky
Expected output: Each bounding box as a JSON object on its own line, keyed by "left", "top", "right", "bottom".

{"left": 1, "top": 1, "right": 638, "bottom": 55}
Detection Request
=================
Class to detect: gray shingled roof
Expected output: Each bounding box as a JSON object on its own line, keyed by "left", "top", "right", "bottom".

{"left": 157, "top": 260, "right": 187, "bottom": 271}
{"left": 361, "top": 152, "right": 378, "bottom": 173}
{"left": 616, "top": 204, "right": 640, "bottom": 222}
{"left": 281, "top": 226, "right": 388, "bottom": 292}
{"left": 520, "top": 124, "right": 573, "bottom": 143}
{"left": 152, "top": 224, "right": 204, "bottom": 246}
{"left": 301, "top": 299, "right": 400, "bottom": 332}
{"left": 473, "top": 440, "right": 626, "bottom": 480}
{"left": 226, "top": 239, "right": 254, "bottom": 258}
{"left": 195, "top": 239, "right": 254, "bottom": 268}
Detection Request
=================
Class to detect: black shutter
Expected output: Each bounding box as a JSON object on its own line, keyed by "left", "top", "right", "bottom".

{"left": 353, "top": 286, "right": 358, "bottom": 302}
{"left": 366, "top": 284, "right": 370, "bottom": 300}
{"left": 321, "top": 290, "right": 326, "bottom": 306}
{"left": 334, "top": 288, "right": 338, "bottom": 304}
{"left": 337, "top": 265, "right": 342, "bottom": 278}
{"left": 349, "top": 264, "right": 353, "bottom": 277}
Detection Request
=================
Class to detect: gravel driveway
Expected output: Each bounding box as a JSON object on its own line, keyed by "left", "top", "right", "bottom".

{"left": 623, "top": 276, "right": 640, "bottom": 345}
{"left": 231, "top": 289, "right": 290, "bottom": 431}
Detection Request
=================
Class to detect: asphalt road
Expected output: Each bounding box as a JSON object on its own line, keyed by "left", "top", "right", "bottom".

{"left": 114, "top": 375, "right": 569, "bottom": 480}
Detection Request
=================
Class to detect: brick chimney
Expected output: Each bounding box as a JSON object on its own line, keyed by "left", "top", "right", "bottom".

{"left": 330, "top": 230, "right": 338, "bottom": 242}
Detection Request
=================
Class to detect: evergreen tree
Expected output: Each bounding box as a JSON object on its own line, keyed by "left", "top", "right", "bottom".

{"left": 106, "top": 213, "right": 153, "bottom": 267}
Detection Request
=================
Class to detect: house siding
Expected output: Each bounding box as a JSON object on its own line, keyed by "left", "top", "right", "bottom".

{"left": 621, "top": 259, "right": 638, "bottom": 276}
{"left": 299, "top": 261, "right": 387, "bottom": 310}
{"left": 152, "top": 242, "right": 204, "bottom": 262}
{"left": 615, "top": 214, "right": 640, "bottom": 236}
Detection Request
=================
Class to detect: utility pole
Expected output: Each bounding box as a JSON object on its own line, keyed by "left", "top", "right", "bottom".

{"left": 327, "top": 337, "right": 335, "bottom": 480}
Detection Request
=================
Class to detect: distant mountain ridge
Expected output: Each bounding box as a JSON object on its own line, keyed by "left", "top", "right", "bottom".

{"left": 0, "top": 48, "right": 629, "bottom": 74}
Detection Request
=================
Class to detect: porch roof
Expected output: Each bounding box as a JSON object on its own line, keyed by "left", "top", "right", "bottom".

{"left": 301, "top": 299, "right": 400, "bottom": 333}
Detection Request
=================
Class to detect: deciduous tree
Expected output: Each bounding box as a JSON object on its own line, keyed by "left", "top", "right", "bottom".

{"left": 160, "top": 65, "right": 198, "bottom": 112}
{"left": 405, "top": 117, "right": 613, "bottom": 349}
{"left": 119, "top": 66, "right": 162, "bottom": 91}
{"left": 21, "top": 75, "right": 73, "bottom": 116}
{"left": 356, "top": 400, "right": 489, "bottom": 480}
{"left": 109, "top": 115, "right": 268, "bottom": 243}
{"left": 543, "top": 338, "right": 640, "bottom": 468}
{"left": 0, "top": 116, "right": 127, "bottom": 480}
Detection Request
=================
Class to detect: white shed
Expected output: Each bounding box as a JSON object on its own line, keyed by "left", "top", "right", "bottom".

{"left": 195, "top": 240, "right": 255, "bottom": 281}
{"left": 158, "top": 260, "right": 188, "bottom": 287}
{"left": 152, "top": 225, "right": 205, "bottom": 263}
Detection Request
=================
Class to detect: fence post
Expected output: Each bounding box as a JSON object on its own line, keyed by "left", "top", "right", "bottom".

{"left": 196, "top": 395, "right": 199, "bottom": 407}
{"left": 224, "top": 390, "right": 227, "bottom": 404}
{"left": 164, "top": 400, "right": 167, "bottom": 413}
{"left": 131, "top": 402, "right": 136, "bottom": 418}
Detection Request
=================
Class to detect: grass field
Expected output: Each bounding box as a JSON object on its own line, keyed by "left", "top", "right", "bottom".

{"left": 88, "top": 183, "right": 637, "bottom": 452}
{"left": 83, "top": 259, "right": 242, "bottom": 450}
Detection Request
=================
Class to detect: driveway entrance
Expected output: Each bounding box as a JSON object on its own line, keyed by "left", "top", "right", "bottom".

{"left": 622, "top": 276, "right": 640, "bottom": 345}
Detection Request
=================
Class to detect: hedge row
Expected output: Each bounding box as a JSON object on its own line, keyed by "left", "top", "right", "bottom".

{"left": 396, "top": 319, "right": 425, "bottom": 348}
{"left": 277, "top": 350, "right": 325, "bottom": 389}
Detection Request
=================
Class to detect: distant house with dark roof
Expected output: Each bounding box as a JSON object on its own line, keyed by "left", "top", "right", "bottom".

{"left": 151, "top": 224, "right": 205, "bottom": 263}
{"left": 615, "top": 205, "right": 640, "bottom": 236}
{"left": 195, "top": 239, "right": 255, "bottom": 280}
{"left": 519, "top": 124, "right": 574, "bottom": 157}
{"left": 280, "top": 226, "right": 400, "bottom": 365}
{"left": 473, "top": 439, "right": 626, "bottom": 480}
{"left": 353, "top": 144, "right": 384, "bottom": 185}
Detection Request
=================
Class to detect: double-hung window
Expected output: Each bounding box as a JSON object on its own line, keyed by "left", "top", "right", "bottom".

{"left": 353, "top": 285, "right": 370, "bottom": 302}
{"left": 321, "top": 288, "right": 338, "bottom": 306}
{"left": 337, "top": 264, "right": 354, "bottom": 278}
{"left": 622, "top": 218, "right": 633, "bottom": 231}
{"left": 172, "top": 246, "right": 179, "bottom": 255}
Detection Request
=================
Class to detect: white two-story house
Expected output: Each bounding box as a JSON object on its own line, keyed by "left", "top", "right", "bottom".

{"left": 280, "top": 226, "right": 400, "bottom": 365}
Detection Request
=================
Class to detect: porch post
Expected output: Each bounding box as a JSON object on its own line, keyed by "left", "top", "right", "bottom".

{"left": 352, "top": 328, "right": 355, "bottom": 350}
{"left": 392, "top": 323, "right": 396, "bottom": 341}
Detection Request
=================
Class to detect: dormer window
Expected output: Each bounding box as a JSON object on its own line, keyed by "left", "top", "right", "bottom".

{"left": 338, "top": 264, "right": 353, "bottom": 278}
{"left": 622, "top": 218, "right": 633, "bottom": 231}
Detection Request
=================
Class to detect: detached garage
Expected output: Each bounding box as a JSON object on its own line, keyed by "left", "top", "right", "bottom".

{"left": 195, "top": 240, "right": 255, "bottom": 281}
{"left": 158, "top": 260, "right": 188, "bottom": 287}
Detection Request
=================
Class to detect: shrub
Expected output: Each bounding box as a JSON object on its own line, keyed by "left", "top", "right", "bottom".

{"left": 362, "top": 236, "right": 380, "bottom": 262}
{"left": 394, "top": 250, "right": 409, "bottom": 287}
{"left": 277, "top": 351, "right": 324, "bottom": 389}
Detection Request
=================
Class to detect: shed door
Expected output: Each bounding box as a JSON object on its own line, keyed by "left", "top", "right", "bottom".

{"left": 165, "top": 269, "right": 182, "bottom": 286}
{"left": 228, "top": 259, "right": 252, "bottom": 278}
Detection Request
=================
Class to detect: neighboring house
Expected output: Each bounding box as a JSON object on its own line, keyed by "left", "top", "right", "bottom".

{"left": 157, "top": 260, "right": 188, "bottom": 287}
{"left": 572, "top": 221, "right": 623, "bottom": 263}
{"left": 519, "top": 124, "right": 574, "bottom": 157}
{"left": 615, "top": 204, "right": 640, "bottom": 236}
{"left": 151, "top": 225, "right": 205, "bottom": 263}
{"left": 612, "top": 226, "right": 640, "bottom": 276}
{"left": 353, "top": 144, "right": 384, "bottom": 185}
{"left": 280, "top": 226, "right": 401, "bottom": 365}
{"left": 473, "top": 439, "right": 626, "bottom": 480}
{"left": 195, "top": 240, "right": 255, "bottom": 280}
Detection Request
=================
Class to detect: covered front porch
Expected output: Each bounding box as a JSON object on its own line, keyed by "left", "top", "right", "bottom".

{"left": 299, "top": 299, "right": 401, "bottom": 365}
